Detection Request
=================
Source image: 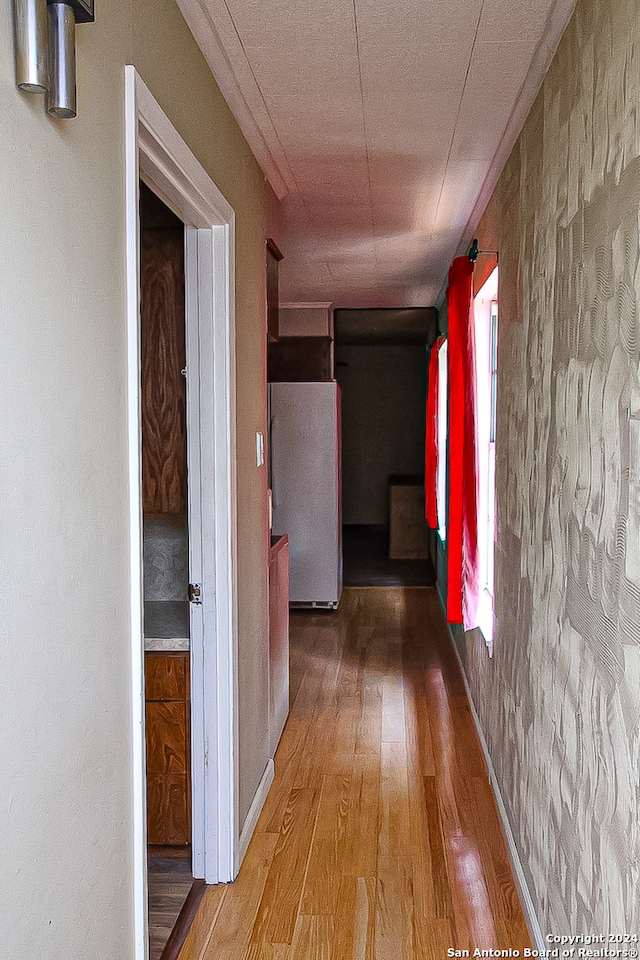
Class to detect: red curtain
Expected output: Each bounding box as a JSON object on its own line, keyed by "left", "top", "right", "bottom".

{"left": 446, "top": 256, "right": 479, "bottom": 628}
{"left": 425, "top": 335, "right": 445, "bottom": 528}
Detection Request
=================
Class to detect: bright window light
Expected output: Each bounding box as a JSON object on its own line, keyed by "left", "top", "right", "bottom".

{"left": 436, "top": 339, "right": 448, "bottom": 540}
{"left": 473, "top": 266, "right": 498, "bottom": 648}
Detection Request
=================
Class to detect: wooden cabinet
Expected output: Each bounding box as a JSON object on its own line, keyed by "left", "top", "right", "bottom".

{"left": 267, "top": 336, "right": 333, "bottom": 382}
{"left": 145, "top": 652, "right": 191, "bottom": 846}
{"left": 267, "top": 302, "right": 334, "bottom": 381}
{"left": 269, "top": 535, "right": 289, "bottom": 757}
{"left": 278, "top": 303, "right": 333, "bottom": 338}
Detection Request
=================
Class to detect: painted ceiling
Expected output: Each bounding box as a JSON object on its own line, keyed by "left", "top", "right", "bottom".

{"left": 177, "top": 0, "right": 576, "bottom": 307}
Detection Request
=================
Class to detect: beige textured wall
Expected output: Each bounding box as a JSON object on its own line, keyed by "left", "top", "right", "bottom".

{"left": 0, "top": 0, "right": 270, "bottom": 955}
{"left": 450, "top": 0, "right": 640, "bottom": 933}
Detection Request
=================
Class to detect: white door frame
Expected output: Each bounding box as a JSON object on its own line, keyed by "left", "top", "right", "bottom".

{"left": 124, "top": 66, "right": 239, "bottom": 960}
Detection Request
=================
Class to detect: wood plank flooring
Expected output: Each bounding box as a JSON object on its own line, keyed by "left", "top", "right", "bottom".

{"left": 342, "top": 526, "right": 435, "bottom": 586}
{"left": 148, "top": 848, "right": 195, "bottom": 960}
{"left": 179, "top": 587, "right": 531, "bottom": 959}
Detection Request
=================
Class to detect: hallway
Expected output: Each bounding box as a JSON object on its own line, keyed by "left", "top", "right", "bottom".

{"left": 179, "top": 588, "right": 531, "bottom": 959}
{"left": 342, "top": 526, "right": 435, "bottom": 587}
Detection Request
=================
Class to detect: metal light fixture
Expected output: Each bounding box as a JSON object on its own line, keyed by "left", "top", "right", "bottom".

{"left": 47, "top": 1, "right": 76, "bottom": 117}
{"left": 13, "top": 0, "right": 94, "bottom": 118}
{"left": 14, "top": 0, "right": 49, "bottom": 93}
{"left": 47, "top": 0, "right": 94, "bottom": 119}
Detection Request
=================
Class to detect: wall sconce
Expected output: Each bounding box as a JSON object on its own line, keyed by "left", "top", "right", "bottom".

{"left": 47, "top": 0, "right": 94, "bottom": 118}
{"left": 15, "top": 0, "right": 49, "bottom": 93}
{"left": 13, "top": 0, "right": 94, "bottom": 118}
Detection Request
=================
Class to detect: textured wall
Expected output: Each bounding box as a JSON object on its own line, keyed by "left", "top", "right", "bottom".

{"left": 449, "top": 0, "right": 640, "bottom": 934}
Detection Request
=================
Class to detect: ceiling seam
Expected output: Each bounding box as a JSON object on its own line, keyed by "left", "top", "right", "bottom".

{"left": 351, "top": 0, "right": 378, "bottom": 270}
{"left": 219, "top": 0, "right": 309, "bottom": 208}
{"left": 431, "top": 0, "right": 486, "bottom": 239}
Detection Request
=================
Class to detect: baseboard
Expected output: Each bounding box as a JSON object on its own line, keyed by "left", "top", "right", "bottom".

{"left": 439, "top": 600, "right": 545, "bottom": 949}
{"left": 237, "top": 758, "right": 275, "bottom": 869}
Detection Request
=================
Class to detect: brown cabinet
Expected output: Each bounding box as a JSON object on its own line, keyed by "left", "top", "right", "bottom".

{"left": 145, "top": 652, "right": 191, "bottom": 845}
{"left": 267, "top": 336, "right": 333, "bottom": 382}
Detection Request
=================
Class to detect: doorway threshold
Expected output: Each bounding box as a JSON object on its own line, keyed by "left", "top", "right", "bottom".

{"left": 148, "top": 847, "right": 206, "bottom": 960}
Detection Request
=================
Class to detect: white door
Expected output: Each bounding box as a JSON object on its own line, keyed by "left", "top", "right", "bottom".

{"left": 126, "top": 68, "right": 239, "bottom": 960}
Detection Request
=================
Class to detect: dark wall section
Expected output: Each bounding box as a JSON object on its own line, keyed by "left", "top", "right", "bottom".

{"left": 336, "top": 344, "right": 427, "bottom": 525}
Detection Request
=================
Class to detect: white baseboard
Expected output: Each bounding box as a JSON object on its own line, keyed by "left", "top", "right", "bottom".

{"left": 438, "top": 597, "right": 545, "bottom": 949}
{"left": 237, "top": 758, "right": 275, "bottom": 869}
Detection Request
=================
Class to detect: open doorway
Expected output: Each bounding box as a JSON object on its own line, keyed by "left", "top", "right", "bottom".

{"left": 334, "top": 308, "right": 437, "bottom": 586}
{"left": 125, "top": 68, "right": 239, "bottom": 960}
{"left": 139, "top": 182, "right": 205, "bottom": 959}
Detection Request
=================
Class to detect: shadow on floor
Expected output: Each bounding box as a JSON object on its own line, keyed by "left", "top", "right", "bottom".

{"left": 342, "top": 524, "right": 435, "bottom": 587}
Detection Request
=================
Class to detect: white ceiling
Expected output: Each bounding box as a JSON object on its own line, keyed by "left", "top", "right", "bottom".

{"left": 177, "top": 0, "right": 576, "bottom": 308}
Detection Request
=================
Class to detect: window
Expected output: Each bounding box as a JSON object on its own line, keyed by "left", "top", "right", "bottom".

{"left": 436, "top": 338, "right": 448, "bottom": 540}
{"left": 473, "top": 266, "right": 498, "bottom": 648}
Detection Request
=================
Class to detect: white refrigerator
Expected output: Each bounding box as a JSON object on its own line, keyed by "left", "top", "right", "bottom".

{"left": 269, "top": 381, "right": 342, "bottom": 607}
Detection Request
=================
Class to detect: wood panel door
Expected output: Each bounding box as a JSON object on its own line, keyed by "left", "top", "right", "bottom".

{"left": 140, "top": 196, "right": 187, "bottom": 516}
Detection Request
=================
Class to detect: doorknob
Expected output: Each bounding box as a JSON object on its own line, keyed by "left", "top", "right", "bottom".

{"left": 188, "top": 582, "right": 202, "bottom": 604}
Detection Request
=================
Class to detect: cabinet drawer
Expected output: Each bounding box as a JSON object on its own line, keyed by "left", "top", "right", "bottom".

{"left": 145, "top": 651, "right": 188, "bottom": 701}
{"left": 144, "top": 651, "right": 191, "bottom": 845}
{"left": 145, "top": 701, "right": 188, "bottom": 774}
{"left": 147, "top": 774, "right": 190, "bottom": 846}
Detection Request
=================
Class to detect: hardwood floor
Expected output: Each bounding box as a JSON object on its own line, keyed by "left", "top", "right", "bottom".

{"left": 343, "top": 526, "right": 435, "bottom": 586}
{"left": 149, "top": 848, "right": 205, "bottom": 960}
{"left": 179, "top": 587, "right": 531, "bottom": 959}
